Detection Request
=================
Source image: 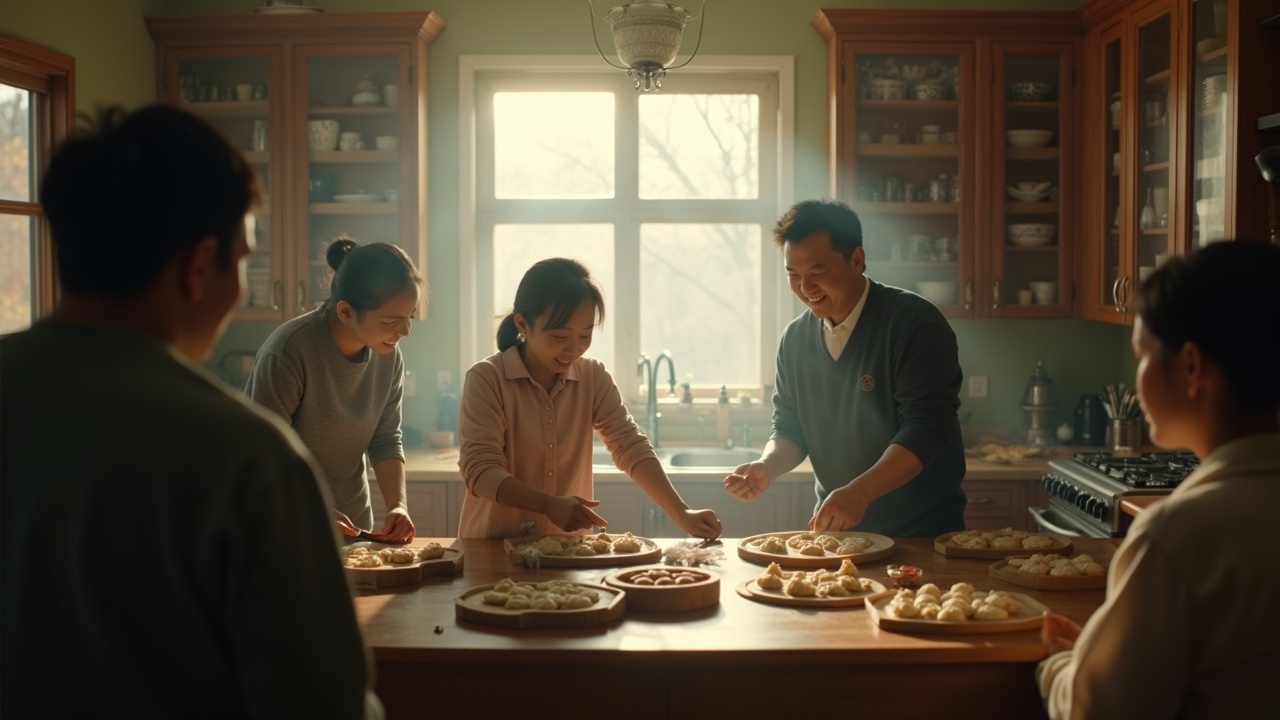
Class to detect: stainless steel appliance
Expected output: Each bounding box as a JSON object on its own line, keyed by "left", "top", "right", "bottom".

{"left": 1030, "top": 451, "right": 1199, "bottom": 537}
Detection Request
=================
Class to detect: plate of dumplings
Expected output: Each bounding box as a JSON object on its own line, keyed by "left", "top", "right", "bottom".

{"left": 738, "top": 530, "right": 896, "bottom": 568}
{"left": 342, "top": 540, "right": 464, "bottom": 588}
{"left": 865, "top": 583, "right": 1049, "bottom": 634}
{"left": 455, "top": 578, "right": 625, "bottom": 629}
{"left": 989, "top": 553, "right": 1108, "bottom": 590}
{"left": 736, "top": 559, "right": 886, "bottom": 608}
{"left": 934, "top": 528, "right": 1072, "bottom": 559}
{"left": 504, "top": 531, "right": 661, "bottom": 567}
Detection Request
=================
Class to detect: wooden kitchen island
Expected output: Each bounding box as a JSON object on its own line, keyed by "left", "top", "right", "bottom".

{"left": 354, "top": 536, "right": 1117, "bottom": 720}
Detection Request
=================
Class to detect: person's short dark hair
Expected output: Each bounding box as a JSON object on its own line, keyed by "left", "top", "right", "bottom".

{"left": 1135, "top": 239, "right": 1280, "bottom": 413}
{"left": 324, "top": 235, "right": 425, "bottom": 315}
{"left": 39, "top": 104, "right": 260, "bottom": 298}
{"left": 496, "top": 257, "right": 605, "bottom": 352}
{"left": 772, "top": 198, "right": 864, "bottom": 261}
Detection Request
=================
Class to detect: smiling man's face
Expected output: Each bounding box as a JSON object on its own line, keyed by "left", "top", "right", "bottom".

{"left": 784, "top": 231, "right": 866, "bottom": 325}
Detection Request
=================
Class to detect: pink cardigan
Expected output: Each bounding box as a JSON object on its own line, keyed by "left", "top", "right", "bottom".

{"left": 457, "top": 346, "right": 657, "bottom": 539}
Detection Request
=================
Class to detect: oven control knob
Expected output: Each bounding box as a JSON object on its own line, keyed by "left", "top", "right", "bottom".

{"left": 1093, "top": 503, "right": 1107, "bottom": 521}
{"left": 1076, "top": 492, "right": 1092, "bottom": 511}
{"left": 1086, "top": 497, "right": 1101, "bottom": 516}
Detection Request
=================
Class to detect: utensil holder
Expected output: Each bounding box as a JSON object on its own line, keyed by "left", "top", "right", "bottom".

{"left": 1107, "top": 418, "right": 1143, "bottom": 457}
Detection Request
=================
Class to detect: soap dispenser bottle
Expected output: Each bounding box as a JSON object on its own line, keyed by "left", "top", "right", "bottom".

{"left": 716, "top": 385, "right": 731, "bottom": 446}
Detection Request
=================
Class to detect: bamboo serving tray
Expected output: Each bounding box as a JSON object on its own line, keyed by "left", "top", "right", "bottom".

{"left": 342, "top": 542, "right": 464, "bottom": 588}
{"left": 504, "top": 533, "right": 661, "bottom": 567}
{"left": 454, "top": 582, "right": 625, "bottom": 630}
{"left": 989, "top": 558, "right": 1107, "bottom": 591}
{"left": 737, "top": 531, "right": 896, "bottom": 568}
{"left": 735, "top": 577, "right": 887, "bottom": 609}
{"left": 602, "top": 565, "right": 720, "bottom": 612}
{"left": 933, "top": 531, "right": 1072, "bottom": 560}
{"left": 864, "top": 589, "right": 1049, "bottom": 634}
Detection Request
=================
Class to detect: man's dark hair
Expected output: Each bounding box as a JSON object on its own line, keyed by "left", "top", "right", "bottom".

{"left": 40, "top": 104, "right": 260, "bottom": 297}
{"left": 771, "top": 198, "right": 864, "bottom": 261}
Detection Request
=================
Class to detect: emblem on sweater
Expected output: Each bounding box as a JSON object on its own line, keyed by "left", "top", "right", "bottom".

{"left": 859, "top": 374, "right": 875, "bottom": 392}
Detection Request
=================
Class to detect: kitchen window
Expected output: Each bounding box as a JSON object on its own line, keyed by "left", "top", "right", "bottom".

{"left": 0, "top": 35, "right": 74, "bottom": 334}
{"left": 461, "top": 56, "right": 794, "bottom": 401}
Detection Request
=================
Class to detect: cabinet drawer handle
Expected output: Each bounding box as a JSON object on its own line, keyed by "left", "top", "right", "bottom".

{"left": 991, "top": 279, "right": 1000, "bottom": 311}
{"left": 1111, "top": 276, "right": 1122, "bottom": 311}
{"left": 964, "top": 279, "right": 973, "bottom": 310}
{"left": 272, "top": 280, "right": 282, "bottom": 311}
{"left": 967, "top": 496, "right": 992, "bottom": 505}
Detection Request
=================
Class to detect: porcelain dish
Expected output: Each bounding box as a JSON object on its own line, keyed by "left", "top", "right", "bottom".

{"left": 1006, "top": 129, "right": 1055, "bottom": 148}
{"left": 1007, "top": 223, "right": 1057, "bottom": 247}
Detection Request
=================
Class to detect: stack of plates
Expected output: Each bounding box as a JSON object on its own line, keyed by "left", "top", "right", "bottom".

{"left": 1200, "top": 75, "right": 1226, "bottom": 110}
{"left": 246, "top": 268, "right": 272, "bottom": 307}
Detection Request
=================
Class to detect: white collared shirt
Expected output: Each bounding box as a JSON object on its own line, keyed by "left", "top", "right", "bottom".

{"left": 821, "top": 277, "right": 869, "bottom": 360}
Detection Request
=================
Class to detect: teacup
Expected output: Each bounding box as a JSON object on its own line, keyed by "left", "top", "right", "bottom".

{"left": 338, "top": 132, "right": 364, "bottom": 151}
{"left": 307, "top": 119, "right": 339, "bottom": 151}
{"left": 375, "top": 135, "right": 398, "bottom": 151}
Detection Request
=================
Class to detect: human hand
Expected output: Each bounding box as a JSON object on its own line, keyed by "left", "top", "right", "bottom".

{"left": 546, "top": 495, "right": 608, "bottom": 533}
{"left": 674, "top": 508, "right": 723, "bottom": 540}
{"left": 1041, "top": 612, "right": 1082, "bottom": 654}
{"left": 366, "top": 507, "right": 415, "bottom": 544}
{"left": 809, "top": 484, "right": 871, "bottom": 532}
{"left": 334, "top": 510, "right": 362, "bottom": 538}
{"left": 723, "top": 461, "right": 773, "bottom": 503}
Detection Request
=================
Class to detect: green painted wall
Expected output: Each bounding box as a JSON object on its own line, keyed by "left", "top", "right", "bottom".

{"left": 6, "top": 0, "right": 1136, "bottom": 441}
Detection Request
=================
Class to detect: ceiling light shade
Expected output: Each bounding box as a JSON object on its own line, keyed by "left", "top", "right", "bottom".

{"left": 589, "top": 1, "right": 706, "bottom": 92}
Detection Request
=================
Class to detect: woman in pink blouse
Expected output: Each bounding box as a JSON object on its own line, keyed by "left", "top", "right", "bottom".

{"left": 457, "top": 257, "right": 723, "bottom": 540}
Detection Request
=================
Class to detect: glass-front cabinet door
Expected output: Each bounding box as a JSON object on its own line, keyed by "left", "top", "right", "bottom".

{"left": 165, "top": 47, "right": 285, "bottom": 320}
{"left": 1095, "top": 26, "right": 1126, "bottom": 319}
{"left": 295, "top": 47, "right": 410, "bottom": 314}
{"left": 1132, "top": 6, "right": 1176, "bottom": 311}
{"left": 989, "top": 43, "right": 1074, "bottom": 317}
{"left": 1187, "top": 0, "right": 1230, "bottom": 250}
{"left": 845, "top": 43, "right": 973, "bottom": 317}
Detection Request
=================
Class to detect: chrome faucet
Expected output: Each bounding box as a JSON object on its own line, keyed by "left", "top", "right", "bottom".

{"left": 636, "top": 351, "right": 676, "bottom": 447}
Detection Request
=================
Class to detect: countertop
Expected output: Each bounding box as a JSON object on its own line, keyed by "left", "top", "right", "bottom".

{"left": 403, "top": 446, "right": 1077, "bottom": 483}
{"left": 355, "top": 535, "right": 1116, "bottom": 719}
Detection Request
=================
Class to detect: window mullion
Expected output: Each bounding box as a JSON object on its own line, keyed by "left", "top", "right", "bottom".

{"left": 615, "top": 84, "right": 642, "bottom": 401}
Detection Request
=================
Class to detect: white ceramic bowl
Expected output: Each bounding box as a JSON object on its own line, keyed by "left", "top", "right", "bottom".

{"left": 1008, "top": 223, "right": 1057, "bottom": 247}
{"left": 375, "top": 135, "right": 398, "bottom": 150}
{"left": 1007, "top": 188, "right": 1048, "bottom": 202}
{"left": 1009, "top": 81, "right": 1053, "bottom": 101}
{"left": 1028, "top": 281, "right": 1058, "bottom": 304}
{"left": 869, "top": 78, "right": 906, "bottom": 100}
{"left": 916, "top": 281, "right": 957, "bottom": 305}
{"left": 1006, "top": 129, "right": 1055, "bottom": 148}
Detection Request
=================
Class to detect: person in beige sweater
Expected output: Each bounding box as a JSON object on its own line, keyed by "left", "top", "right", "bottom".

{"left": 1038, "top": 240, "right": 1280, "bottom": 720}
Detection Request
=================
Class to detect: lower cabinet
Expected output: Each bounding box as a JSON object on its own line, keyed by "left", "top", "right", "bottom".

{"left": 963, "top": 479, "right": 1032, "bottom": 531}
{"left": 388, "top": 480, "right": 460, "bottom": 538}
{"left": 593, "top": 478, "right": 808, "bottom": 538}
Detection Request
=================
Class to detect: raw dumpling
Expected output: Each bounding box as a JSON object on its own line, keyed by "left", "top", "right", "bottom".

{"left": 417, "top": 542, "right": 446, "bottom": 560}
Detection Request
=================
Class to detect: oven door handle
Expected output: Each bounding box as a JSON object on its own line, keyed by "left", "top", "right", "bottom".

{"left": 1027, "top": 505, "right": 1084, "bottom": 537}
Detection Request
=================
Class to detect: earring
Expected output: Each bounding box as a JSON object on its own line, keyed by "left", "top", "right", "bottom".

{"left": 517, "top": 332, "right": 526, "bottom": 343}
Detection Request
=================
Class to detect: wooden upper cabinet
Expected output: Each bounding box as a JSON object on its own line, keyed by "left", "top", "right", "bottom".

{"left": 146, "top": 12, "right": 445, "bottom": 321}
{"left": 812, "top": 10, "right": 1082, "bottom": 319}
{"left": 1077, "top": 0, "right": 1280, "bottom": 325}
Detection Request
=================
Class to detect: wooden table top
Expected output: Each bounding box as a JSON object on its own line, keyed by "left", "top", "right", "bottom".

{"left": 353, "top": 536, "right": 1118, "bottom": 667}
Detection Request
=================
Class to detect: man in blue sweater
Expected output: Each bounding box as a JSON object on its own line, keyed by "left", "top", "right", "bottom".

{"left": 724, "top": 198, "right": 967, "bottom": 537}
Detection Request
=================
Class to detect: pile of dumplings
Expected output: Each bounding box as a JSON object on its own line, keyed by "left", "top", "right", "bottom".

{"left": 754, "top": 559, "right": 876, "bottom": 598}
{"left": 748, "top": 532, "right": 875, "bottom": 556}
{"left": 1007, "top": 553, "right": 1105, "bottom": 576}
{"left": 343, "top": 542, "right": 446, "bottom": 568}
{"left": 481, "top": 578, "right": 601, "bottom": 610}
{"left": 947, "top": 527, "right": 1057, "bottom": 550}
{"left": 512, "top": 531, "right": 645, "bottom": 558}
{"left": 883, "top": 582, "right": 1021, "bottom": 622}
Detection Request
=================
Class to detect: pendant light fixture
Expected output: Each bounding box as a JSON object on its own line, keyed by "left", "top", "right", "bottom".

{"left": 588, "top": 1, "right": 707, "bottom": 92}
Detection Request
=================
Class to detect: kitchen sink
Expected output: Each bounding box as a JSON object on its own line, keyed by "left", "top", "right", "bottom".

{"left": 666, "top": 448, "right": 758, "bottom": 468}
{"left": 591, "top": 446, "right": 758, "bottom": 469}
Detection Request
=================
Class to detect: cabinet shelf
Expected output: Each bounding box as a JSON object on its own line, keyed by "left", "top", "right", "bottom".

{"left": 310, "top": 150, "right": 398, "bottom": 163}
{"left": 1258, "top": 112, "right": 1280, "bottom": 132}
{"left": 856, "top": 201, "right": 960, "bottom": 214}
{"left": 1139, "top": 227, "right": 1169, "bottom": 235}
{"left": 183, "top": 99, "right": 269, "bottom": 118}
{"left": 1141, "top": 160, "right": 1171, "bottom": 172}
{"left": 243, "top": 150, "right": 268, "bottom": 164}
{"left": 1006, "top": 147, "right": 1060, "bottom": 161}
{"left": 1002, "top": 245, "right": 1059, "bottom": 253}
{"left": 857, "top": 144, "right": 960, "bottom": 158}
{"left": 1143, "top": 68, "right": 1171, "bottom": 85}
{"left": 1197, "top": 46, "right": 1228, "bottom": 63}
{"left": 858, "top": 99, "right": 958, "bottom": 112}
{"left": 311, "top": 202, "right": 397, "bottom": 214}
{"left": 1006, "top": 201, "right": 1059, "bottom": 213}
{"left": 1006, "top": 100, "right": 1060, "bottom": 111}
{"left": 308, "top": 105, "right": 397, "bottom": 116}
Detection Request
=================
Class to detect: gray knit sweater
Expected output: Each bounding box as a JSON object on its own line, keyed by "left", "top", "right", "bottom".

{"left": 772, "top": 279, "right": 967, "bottom": 537}
{"left": 246, "top": 307, "right": 405, "bottom": 531}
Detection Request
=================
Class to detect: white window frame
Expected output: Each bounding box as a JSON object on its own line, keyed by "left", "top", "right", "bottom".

{"left": 458, "top": 55, "right": 794, "bottom": 401}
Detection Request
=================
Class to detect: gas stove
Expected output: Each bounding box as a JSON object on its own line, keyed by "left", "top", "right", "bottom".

{"left": 1032, "top": 451, "right": 1199, "bottom": 537}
